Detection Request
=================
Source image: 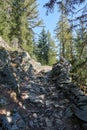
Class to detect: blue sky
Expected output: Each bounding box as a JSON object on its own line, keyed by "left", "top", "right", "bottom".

{"left": 34, "top": 0, "right": 59, "bottom": 38}
{"left": 34, "top": 0, "right": 87, "bottom": 39}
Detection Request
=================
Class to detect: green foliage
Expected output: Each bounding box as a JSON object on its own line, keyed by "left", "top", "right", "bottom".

{"left": 0, "top": 0, "right": 12, "bottom": 42}
{"left": 71, "top": 23, "right": 87, "bottom": 87}
{"left": 46, "top": 0, "right": 87, "bottom": 88}
{"left": 47, "top": 31, "right": 57, "bottom": 65}
{"left": 44, "top": 0, "right": 86, "bottom": 15}
{"left": 10, "top": 0, "right": 42, "bottom": 53}
{"left": 0, "top": 0, "right": 42, "bottom": 54}
{"left": 37, "top": 28, "right": 48, "bottom": 65}
{"left": 36, "top": 28, "right": 57, "bottom": 65}
{"left": 55, "top": 14, "right": 73, "bottom": 60}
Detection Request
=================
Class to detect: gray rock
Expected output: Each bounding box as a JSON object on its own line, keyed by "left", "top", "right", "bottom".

{"left": 0, "top": 97, "right": 8, "bottom": 106}
{"left": 21, "top": 51, "right": 31, "bottom": 60}
{"left": 52, "top": 59, "right": 71, "bottom": 84}
{"left": 0, "top": 65, "right": 17, "bottom": 86}
{"left": 78, "top": 95, "right": 87, "bottom": 103}
{"left": 29, "top": 120, "right": 34, "bottom": 127}
{"left": 11, "top": 125, "right": 19, "bottom": 130}
{"left": 73, "top": 105, "right": 87, "bottom": 122}
{"left": 45, "top": 117, "right": 52, "bottom": 127}
{"left": 12, "top": 112, "right": 26, "bottom": 129}
{"left": 64, "top": 107, "right": 73, "bottom": 118}
{"left": 81, "top": 123, "right": 87, "bottom": 130}
{"left": 0, "top": 116, "right": 12, "bottom": 130}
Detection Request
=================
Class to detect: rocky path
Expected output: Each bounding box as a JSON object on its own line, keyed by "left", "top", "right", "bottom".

{"left": 20, "top": 70, "right": 82, "bottom": 130}
{"left": 0, "top": 68, "right": 81, "bottom": 130}
{"left": 20, "top": 71, "right": 68, "bottom": 130}
{"left": 0, "top": 48, "right": 87, "bottom": 130}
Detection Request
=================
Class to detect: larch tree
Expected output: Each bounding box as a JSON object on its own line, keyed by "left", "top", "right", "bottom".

{"left": 47, "top": 31, "right": 57, "bottom": 65}
{"left": 55, "top": 14, "right": 73, "bottom": 60}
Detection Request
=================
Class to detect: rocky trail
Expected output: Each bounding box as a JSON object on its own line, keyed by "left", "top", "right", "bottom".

{"left": 0, "top": 46, "right": 87, "bottom": 130}
{"left": 0, "top": 67, "right": 77, "bottom": 130}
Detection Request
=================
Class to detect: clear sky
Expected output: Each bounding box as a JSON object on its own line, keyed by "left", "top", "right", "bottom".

{"left": 34, "top": 0, "right": 59, "bottom": 38}
{"left": 34, "top": 0, "right": 87, "bottom": 39}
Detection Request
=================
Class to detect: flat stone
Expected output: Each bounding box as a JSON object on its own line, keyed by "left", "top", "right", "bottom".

{"left": 73, "top": 105, "right": 87, "bottom": 121}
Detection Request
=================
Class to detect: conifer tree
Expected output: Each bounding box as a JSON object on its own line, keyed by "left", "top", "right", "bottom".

{"left": 47, "top": 31, "right": 57, "bottom": 65}
{"left": 72, "top": 21, "right": 87, "bottom": 86}
{"left": 55, "top": 14, "right": 72, "bottom": 60}
{"left": 37, "top": 29, "right": 57, "bottom": 65}
{"left": 0, "top": 0, "right": 42, "bottom": 55}
{"left": 10, "top": 0, "right": 42, "bottom": 54}
{"left": 0, "top": 0, "right": 12, "bottom": 42}
{"left": 45, "top": 0, "right": 87, "bottom": 90}
{"left": 37, "top": 28, "right": 48, "bottom": 65}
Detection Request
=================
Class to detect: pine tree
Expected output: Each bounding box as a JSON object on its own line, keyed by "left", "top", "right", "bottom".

{"left": 37, "top": 29, "right": 57, "bottom": 65}
{"left": 37, "top": 28, "right": 48, "bottom": 65}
